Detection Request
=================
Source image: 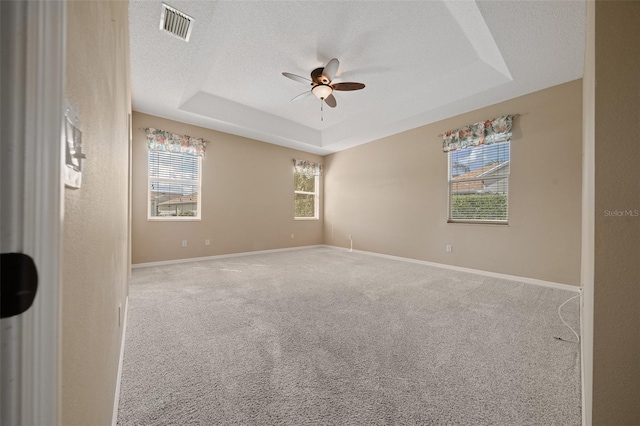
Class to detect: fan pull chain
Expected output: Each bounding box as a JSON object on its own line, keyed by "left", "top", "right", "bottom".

{"left": 321, "top": 99, "right": 324, "bottom": 122}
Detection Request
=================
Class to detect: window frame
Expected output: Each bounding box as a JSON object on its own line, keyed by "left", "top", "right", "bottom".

{"left": 447, "top": 143, "right": 510, "bottom": 225}
{"left": 147, "top": 150, "right": 202, "bottom": 221}
{"left": 294, "top": 172, "right": 320, "bottom": 220}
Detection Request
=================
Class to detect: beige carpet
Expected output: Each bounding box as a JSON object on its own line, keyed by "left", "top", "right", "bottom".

{"left": 117, "top": 247, "right": 581, "bottom": 425}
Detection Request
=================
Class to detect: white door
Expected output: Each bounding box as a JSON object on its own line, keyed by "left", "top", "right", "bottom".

{"left": 1, "top": 1, "right": 66, "bottom": 424}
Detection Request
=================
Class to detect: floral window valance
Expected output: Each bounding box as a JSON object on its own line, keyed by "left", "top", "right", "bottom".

{"left": 441, "top": 115, "right": 515, "bottom": 152}
{"left": 143, "top": 127, "right": 208, "bottom": 157}
{"left": 293, "top": 159, "right": 323, "bottom": 178}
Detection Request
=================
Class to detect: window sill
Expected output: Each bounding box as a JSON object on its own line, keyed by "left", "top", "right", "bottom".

{"left": 294, "top": 217, "right": 319, "bottom": 221}
{"left": 447, "top": 220, "right": 509, "bottom": 225}
{"left": 148, "top": 217, "right": 201, "bottom": 222}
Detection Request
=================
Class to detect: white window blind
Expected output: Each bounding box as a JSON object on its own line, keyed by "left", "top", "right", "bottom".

{"left": 294, "top": 172, "right": 318, "bottom": 219}
{"left": 448, "top": 142, "right": 510, "bottom": 223}
{"left": 148, "top": 150, "right": 201, "bottom": 220}
{"left": 293, "top": 159, "right": 321, "bottom": 220}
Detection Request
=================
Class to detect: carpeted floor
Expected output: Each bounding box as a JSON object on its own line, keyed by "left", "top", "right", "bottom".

{"left": 117, "top": 247, "right": 581, "bottom": 425}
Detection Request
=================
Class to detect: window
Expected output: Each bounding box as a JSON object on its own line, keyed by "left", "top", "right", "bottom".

{"left": 448, "top": 142, "right": 510, "bottom": 223}
{"left": 292, "top": 159, "right": 322, "bottom": 220}
{"left": 143, "top": 127, "right": 206, "bottom": 220}
{"left": 148, "top": 150, "right": 201, "bottom": 220}
{"left": 294, "top": 172, "right": 319, "bottom": 219}
{"left": 443, "top": 114, "right": 514, "bottom": 224}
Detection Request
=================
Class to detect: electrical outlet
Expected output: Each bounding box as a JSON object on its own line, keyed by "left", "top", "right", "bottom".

{"left": 291, "top": 234, "right": 295, "bottom": 239}
{"left": 205, "top": 239, "right": 210, "bottom": 246}
{"left": 182, "top": 240, "right": 187, "bottom": 247}
{"left": 348, "top": 234, "right": 352, "bottom": 240}
{"left": 446, "top": 244, "right": 452, "bottom": 253}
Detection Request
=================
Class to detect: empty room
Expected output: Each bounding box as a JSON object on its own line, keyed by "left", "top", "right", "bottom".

{"left": 1, "top": 1, "right": 638, "bottom": 425}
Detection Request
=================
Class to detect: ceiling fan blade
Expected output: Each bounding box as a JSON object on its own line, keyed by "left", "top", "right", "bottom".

{"left": 282, "top": 72, "right": 312, "bottom": 85}
{"left": 324, "top": 94, "right": 337, "bottom": 108}
{"left": 322, "top": 58, "right": 339, "bottom": 82}
{"left": 332, "top": 82, "right": 365, "bottom": 91}
{"left": 290, "top": 91, "right": 311, "bottom": 101}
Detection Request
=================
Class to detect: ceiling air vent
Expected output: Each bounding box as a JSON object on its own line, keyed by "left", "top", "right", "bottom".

{"left": 159, "top": 4, "right": 193, "bottom": 42}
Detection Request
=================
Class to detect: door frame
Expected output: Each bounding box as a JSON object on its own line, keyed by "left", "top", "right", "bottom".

{"left": 580, "top": 1, "right": 595, "bottom": 425}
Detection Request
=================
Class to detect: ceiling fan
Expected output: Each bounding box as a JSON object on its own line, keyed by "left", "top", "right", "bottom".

{"left": 282, "top": 58, "right": 365, "bottom": 108}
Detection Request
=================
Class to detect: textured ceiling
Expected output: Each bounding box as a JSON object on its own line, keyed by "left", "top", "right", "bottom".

{"left": 130, "top": 0, "right": 586, "bottom": 155}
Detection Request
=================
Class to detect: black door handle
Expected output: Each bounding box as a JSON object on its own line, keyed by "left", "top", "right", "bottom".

{"left": 1, "top": 253, "right": 38, "bottom": 319}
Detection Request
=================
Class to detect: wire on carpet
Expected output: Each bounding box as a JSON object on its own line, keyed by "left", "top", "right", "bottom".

{"left": 554, "top": 294, "right": 581, "bottom": 343}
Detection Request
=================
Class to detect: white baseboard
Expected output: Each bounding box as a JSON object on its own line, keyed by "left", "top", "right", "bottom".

{"left": 111, "top": 296, "right": 129, "bottom": 426}
{"left": 323, "top": 245, "right": 581, "bottom": 293}
{"left": 131, "top": 245, "right": 325, "bottom": 269}
{"left": 132, "top": 243, "right": 580, "bottom": 293}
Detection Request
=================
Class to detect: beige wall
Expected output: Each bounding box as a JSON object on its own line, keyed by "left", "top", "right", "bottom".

{"left": 62, "top": 1, "right": 131, "bottom": 425}
{"left": 324, "top": 80, "right": 583, "bottom": 286}
{"left": 592, "top": 1, "right": 640, "bottom": 424}
{"left": 131, "top": 112, "right": 324, "bottom": 264}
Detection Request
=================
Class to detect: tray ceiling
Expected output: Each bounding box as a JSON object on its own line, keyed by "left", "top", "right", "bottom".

{"left": 130, "top": 0, "right": 586, "bottom": 155}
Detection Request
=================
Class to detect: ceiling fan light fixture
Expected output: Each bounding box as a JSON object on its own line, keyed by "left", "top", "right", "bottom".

{"left": 312, "top": 84, "right": 333, "bottom": 100}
